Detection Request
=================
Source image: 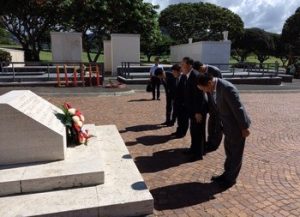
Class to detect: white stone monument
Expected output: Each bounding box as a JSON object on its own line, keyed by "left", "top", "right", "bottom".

{"left": 104, "top": 34, "right": 140, "bottom": 75}
{"left": 0, "top": 90, "right": 66, "bottom": 165}
{"left": 170, "top": 40, "right": 231, "bottom": 70}
{"left": 222, "top": 31, "right": 229, "bottom": 41}
{"left": 50, "top": 32, "right": 82, "bottom": 62}
{"left": 0, "top": 90, "right": 153, "bottom": 216}
{"left": 103, "top": 40, "right": 112, "bottom": 73}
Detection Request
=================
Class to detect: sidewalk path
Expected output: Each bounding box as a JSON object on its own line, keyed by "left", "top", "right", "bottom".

{"left": 45, "top": 91, "right": 300, "bottom": 217}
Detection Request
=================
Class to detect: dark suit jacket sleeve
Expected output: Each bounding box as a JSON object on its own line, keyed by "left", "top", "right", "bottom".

{"left": 223, "top": 85, "right": 251, "bottom": 129}
{"left": 193, "top": 74, "right": 206, "bottom": 114}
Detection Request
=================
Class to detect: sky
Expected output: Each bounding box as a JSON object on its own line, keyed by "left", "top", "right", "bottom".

{"left": 144, "top": 0, "right": 299, "bottom": 33}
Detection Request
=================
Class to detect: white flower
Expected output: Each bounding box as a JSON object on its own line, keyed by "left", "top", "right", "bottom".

{"left": 80, "top": 115, "right": 85, "bottom": 122}
{"left": 75, "top": 121, "right": 83, "bottom": 128}
{"left": 68, "top": 108, "right": 76, "bottom": 115}
{"left": 72, "top": 116, "right": 80, "bottom": 123}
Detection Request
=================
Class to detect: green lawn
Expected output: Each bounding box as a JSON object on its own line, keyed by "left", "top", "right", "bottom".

{"left": 39, "top": 50, "right": 104, "bottom": 63}
{"left": 1, "top": 44, "right": 283, "bottom": 65}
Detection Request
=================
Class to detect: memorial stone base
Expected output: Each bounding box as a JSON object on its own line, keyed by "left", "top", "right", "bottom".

{"left": 0, "top": 125, "right": 153, "bottom": 217}
{"left": 0, "top": 91, "right": 153, "bottom": 217}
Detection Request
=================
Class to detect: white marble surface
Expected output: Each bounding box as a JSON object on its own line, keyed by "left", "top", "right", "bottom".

{"left": 0, "top": 90, "right": 66, "bottom": 165}
{"left": 51, "top": 32, "right": 82, "bottom": 62}
{"left": 0, "top": 124, "right": 104, "bottom": 196}
{"left": 0, "top": 125, "right": 153, "bottom": 217}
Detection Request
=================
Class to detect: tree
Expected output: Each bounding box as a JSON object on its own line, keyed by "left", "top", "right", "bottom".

{"left": 0, "top": 0, "right": 160, "bottom": 63}
{"left": 66, "top": 0, "right": 160, "bottom": 62}
{"left": 282, "top": 7, "right": 300, "bottom": 63}
{"left": 0, "top": 0, "right": 68, "bottom": 61}
{"left": 0, "top": 26, "right": 13, "bottom": 44}
{"left": 159, "top": 2, "right": 244, "bottom": 44}
{"left": 141, "top": 33, "right": 173, "bottom": 62}
{"left": 240, "top": 28, "right": 274, "bottom": 67}
{"left": 270, "top": 33, "right": 289, "bottom": 67}
{"left": 231, "top": 30, "right": 251, "bottom": 63}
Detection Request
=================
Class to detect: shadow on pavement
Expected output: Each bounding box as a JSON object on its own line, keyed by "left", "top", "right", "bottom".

{"left": 135, "top": 148, "right": 189, "bottom": 172}
{"left": 136, "top": 134, "right": 174, "bottom": 146}
{"left": 151, "top": 182, "right": 228, "bottom": 210}
{"left": 128, "top": 99, "right": 153, "bottom": 102}
{"left": 119, "top": 124, "right": 164, "bottom": 133}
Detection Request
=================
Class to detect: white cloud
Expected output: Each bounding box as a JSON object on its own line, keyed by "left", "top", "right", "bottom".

{"left": 144, "top": 0, "right": 300, "bottom": 33}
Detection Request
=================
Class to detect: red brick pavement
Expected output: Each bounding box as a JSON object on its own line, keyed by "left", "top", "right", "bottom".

{"left": 47, "top": 91, "right": 300, "bottom": 217}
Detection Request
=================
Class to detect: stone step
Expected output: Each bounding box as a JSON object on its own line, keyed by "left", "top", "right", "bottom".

{"left": 0, "top": 124, "right": 104, "bottom": 197}
{"left": 0, "top": 125, "right": 153, "bottom": 217}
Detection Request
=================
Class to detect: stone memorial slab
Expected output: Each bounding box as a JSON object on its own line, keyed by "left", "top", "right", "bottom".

{"left": 51, "top": 32, "right": 82, "bottom": 62}
{"left": 0, "top": 90, "right": 66, "bottom": 165}
{"left": 0, "top": 125, "right": 153, "bottom": 217}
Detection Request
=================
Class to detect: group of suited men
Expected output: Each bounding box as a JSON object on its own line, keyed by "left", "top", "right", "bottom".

{"left": 149, "top": 56, "right": 251, "bottom": 188}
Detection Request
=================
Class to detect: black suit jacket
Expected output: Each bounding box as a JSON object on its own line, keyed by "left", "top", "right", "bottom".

{"left": 162, "top": 71, "right": 176, "bottom": 98}
{"left": 184, "top": 69, "right": 207, "bottom": 117}
{"left": 174, "top": 74, "right": 186, "bottom": 106}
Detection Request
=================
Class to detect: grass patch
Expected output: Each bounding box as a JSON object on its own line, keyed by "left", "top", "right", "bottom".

{"left": 0, "top": 44, "right": 284, "bottom": 65}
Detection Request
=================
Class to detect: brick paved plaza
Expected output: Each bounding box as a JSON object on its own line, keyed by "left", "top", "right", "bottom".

{"left": 47, "top": 91, "right": 300, "bottom": 217}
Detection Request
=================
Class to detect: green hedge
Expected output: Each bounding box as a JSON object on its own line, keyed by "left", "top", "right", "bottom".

{"left": 0, "top": 49, "right": 12, "bottom": 66}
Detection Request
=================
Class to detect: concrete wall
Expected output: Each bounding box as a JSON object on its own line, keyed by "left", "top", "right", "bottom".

{"left": 51, "top": 32, "right": 82, "bottom": 63}
{"left": 103, "top": 40, "right": 112, "bottom": 73}
{"left": 0, "top": 48, "right": 24, "bottom": 67}
{"left": 170, "top": 41, "right": 231, "bottom": 70}
{"left": 110, "top": 34, "right": 140, "bottom": 75}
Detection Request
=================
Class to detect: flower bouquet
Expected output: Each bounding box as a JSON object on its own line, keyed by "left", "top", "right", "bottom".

{"left": 61, "top": 103, "right": 91, "bottom": 146}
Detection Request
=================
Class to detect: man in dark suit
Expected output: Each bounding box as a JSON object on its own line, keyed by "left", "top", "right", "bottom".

{"left": 170, "top": 64, "right": 188, "bottom": 137}
{"left": 197, "top": 73, "right": 251, "bottom": 188}
{"left": 155, "top": 68, "right": 176, "bottom": 126}
{"left": 193, "top": 62, "right": 223, "bottom": 153}
{"left": 181, "top": 57, "right": 207, "bottom": 161}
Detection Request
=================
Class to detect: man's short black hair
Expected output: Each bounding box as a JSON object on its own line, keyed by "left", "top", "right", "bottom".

{"left": 154, "top": 67, "right": 164, "bottom": 76}
{"left": 182, "top": 57, "right": 194, "bottom": 65}
{"left": 197, "top": 73, "right": 214, "bottom": 86}
{"left": 193, "top": 61, "right": 203, "bottom": 71}
{"left": 171, "top": 64, "right": 181, "bottom": 71}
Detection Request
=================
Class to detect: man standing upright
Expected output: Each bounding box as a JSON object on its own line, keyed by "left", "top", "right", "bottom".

{"left": 149, "top": 57, "right": 163, "bottom": 100}
{"left": 155, "top": 67, "right": 176, "bottom": 126}
{"left": 171, "top": 64, "right": 188, "bottom": 137}
{"left": 197, "top": 73, "right": 251, "bottom": 188}
{"left": 181, "top": 57, "right": 207, "bottom": 161}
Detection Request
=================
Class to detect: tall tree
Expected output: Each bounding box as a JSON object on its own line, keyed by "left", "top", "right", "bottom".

{"left": 159, "top": 2, "right": 244, "bottom": 44}
{"left": 141, "top": 33, "right": 173, "bottom": 62}
{"left": 240, "top": 28, "right": 274, "bottom": 67}
{"left": 67, "top": 0, "right": 160, "bottom": 62}
{"left": 0, "top": 0, "right": 68, "bottom": 61}
{"left": 270, "top": 33, "right": 289, "bottom": 67}
{"left": 231, "top": 30, "right": 251, "bottom": 63}
{"left": 282, "top": 7, "right": 300, "bottom": 63}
